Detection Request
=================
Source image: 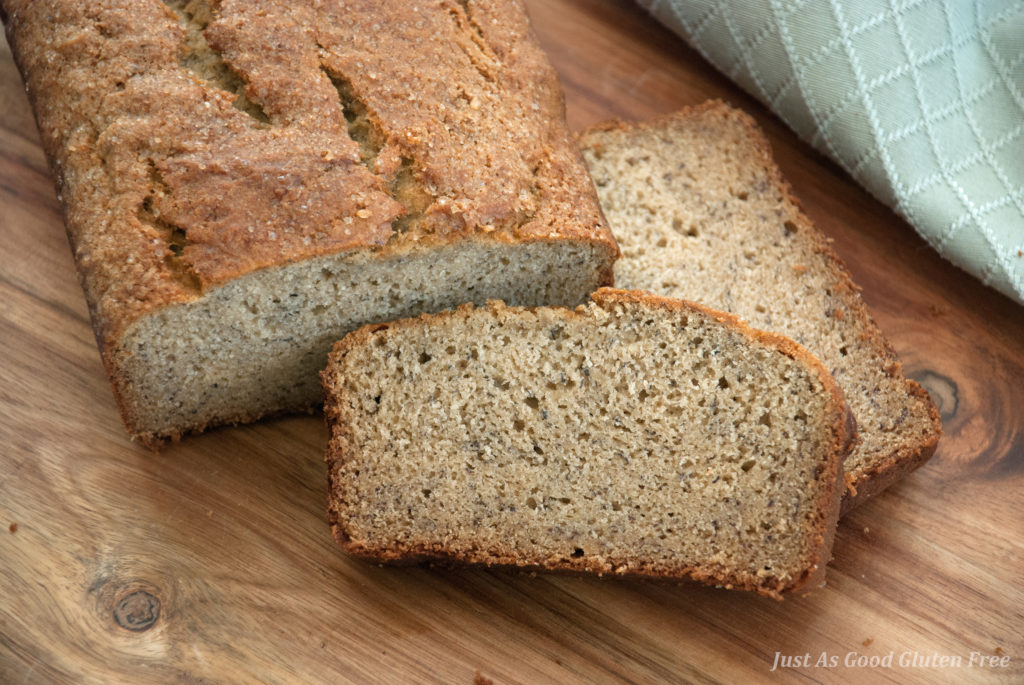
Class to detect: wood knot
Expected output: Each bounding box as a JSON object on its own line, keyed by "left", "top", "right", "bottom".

{"left": 113, "top": 590, "right": 160, "bottom": 632}
{"left": 912, "top": 370, "right": 957, "bottom": 422}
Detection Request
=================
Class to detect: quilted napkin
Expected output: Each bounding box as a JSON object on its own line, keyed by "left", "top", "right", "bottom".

{"left": 638, "top": 0, "right": 1024, "bottom": 305}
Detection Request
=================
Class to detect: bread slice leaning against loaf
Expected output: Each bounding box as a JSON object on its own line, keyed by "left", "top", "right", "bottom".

{"left": 323, "top": 288, "right": 856, "bottom": 598}
{"left": 1, "top": 0, "right": 617, "bottom": 447}
{"left": 579, "top": 102, "right": 941, "bottom": 512}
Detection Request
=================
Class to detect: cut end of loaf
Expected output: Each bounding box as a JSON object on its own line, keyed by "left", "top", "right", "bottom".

{"left": 4, "top": 0, "right": 621, "bottom": 447}
{"left": 323, "top": 288, "right": 854, "bottom": 598}
{"left": 112, "top": 238, "right": 615, "bottom": 447}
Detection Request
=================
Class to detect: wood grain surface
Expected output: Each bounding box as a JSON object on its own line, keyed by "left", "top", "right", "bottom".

{"left": 2, "top": 1, "right": 1023, "bottom": 683}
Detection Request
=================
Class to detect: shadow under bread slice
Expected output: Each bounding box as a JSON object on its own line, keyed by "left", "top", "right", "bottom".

{"left": 323, "top": 288, "right": 856, "bottom": 599}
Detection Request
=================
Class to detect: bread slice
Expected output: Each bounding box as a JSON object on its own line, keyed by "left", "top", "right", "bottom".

{"left": 323, "top": 288, "right": 856, "bottom": 598}
{"left": 1, "top": 0, "right": 617, "bottom": 446}
{"left": 578, "top": 103, "right": 941, "bottom": 512}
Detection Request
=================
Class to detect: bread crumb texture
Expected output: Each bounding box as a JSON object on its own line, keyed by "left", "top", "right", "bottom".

{"left": 324, "top": 289, "right": 853, "bottom": 598}
{"left": 2, "top": 0, "right": 616, "bottom": 442}
{"left": 579, "top": 103, "right": 940, "bottom": 510}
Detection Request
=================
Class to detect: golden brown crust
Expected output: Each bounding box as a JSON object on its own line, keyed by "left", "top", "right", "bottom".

{"left": 579, "top": 101, "right": 941, "bottom": 511}
{"left": 1, "top": 7, "right": 616, "bottom": 338}
{"left": 323, "top": 288, "right": 855, "bottom": 598}
{"left": 2, "top": 0, "right": 617, "bottom": 443}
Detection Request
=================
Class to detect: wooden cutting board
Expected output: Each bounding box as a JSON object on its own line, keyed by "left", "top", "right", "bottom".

{"left": 2, "top": 1, "right": 1022, "bottom": 683}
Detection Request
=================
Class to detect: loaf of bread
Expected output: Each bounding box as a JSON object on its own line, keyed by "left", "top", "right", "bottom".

{"left": 0, "top": 0, "right": 617, "bottom": 446}
{"left": 323, "top": 289, "right": 856, "bottom": 598}
{"left": 579, "top": 102, "right": 941, "bottom": 512}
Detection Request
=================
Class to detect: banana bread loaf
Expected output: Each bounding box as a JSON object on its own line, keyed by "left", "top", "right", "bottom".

{"left": 579, "top": 102, "right": 940, "bottom": 512}
{"left": 323, "top": 289, "right": 856, "bottom": 598}
{"left": 0, "top": 0, "right": 617, "bottom": 446}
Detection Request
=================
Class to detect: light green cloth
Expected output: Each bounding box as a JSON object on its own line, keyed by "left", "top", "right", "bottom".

{"left": 639, "top": 0, "right": 1024, "bottom": 305}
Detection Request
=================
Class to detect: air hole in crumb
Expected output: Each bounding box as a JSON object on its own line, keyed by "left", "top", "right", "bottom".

{"left": 612, "top": 502, "right": 622, "bottom": 511}
{"left": 579, "top": 432, "right": 591, "bottom": 441}
{"left": 794, "top": 409, "right": 808, "bottom": 421}
{"left": 656, "top": 236, "right": 668, "bottom": 248}
{"left": 755, "top": 303, "right": 766, "bottom": 313}
{"left": 784, "top": 220, "right": 798, "bottom": 236}
{"left": 526, "top": 497, "right": 538, "bottom": 509}
{"left": 759, "top": 413, "right": 772, "bottom": 427}
{"left": 638, "top": 389, "right": 650, "bottom": 401}
{"left": 445, "top": 345, "right": 456, "bottom": 355}
{"left": 168, "top": 227, "right": 187, "bottom": 256}
{"left": 418, "top": 352, "right": 432, "bottom": 364}
{"left": 839, "top": 346, "right": 848, "bottom": 356}
{"left": 718, "top": 377, "right": 730, "bottom": 389}
{"left": 524, "top": 397, "right": 540, "bottom": 410}
{"left": 735, "top": 190, "right": 749, "bottom": 201}
{"left": 571, "top": 548, "right": 584, "bottom": 557}
{"left": 533, "top": 444, "right": 544, "bottom": 455}
{"left": 373, "top": 395, "right": 381, "bottom": 405}
{"left": 422, "top": 489, "right": 432, "bottom": 497}
{"left": 691, "top": 337, "right": 704, "bottom": 347}
{"left": 558, "top": 497, "right": 571, "bottom": 505}
{"left": 513, "top": 419, "right": 525, "bottom": 431}
{"left": 741, "top": 459, "right": 756, "bottom": 472}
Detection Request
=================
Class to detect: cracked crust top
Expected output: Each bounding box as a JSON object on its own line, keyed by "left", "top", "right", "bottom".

{"left": 1, "top": 0, "right": 616, "bottom": 350}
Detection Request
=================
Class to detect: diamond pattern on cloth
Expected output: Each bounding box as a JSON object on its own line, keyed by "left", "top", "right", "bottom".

{"left": 639, "top": 0, "right": 1024, "bottom": 305}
